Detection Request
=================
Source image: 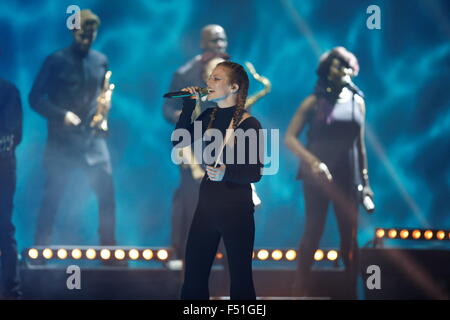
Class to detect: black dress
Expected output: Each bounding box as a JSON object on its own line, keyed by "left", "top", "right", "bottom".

{"left": 173, "top": 98, "right": 263, "bottom": 300}
{"left": 295, "top": 87, "right": 364, "bottom": 298}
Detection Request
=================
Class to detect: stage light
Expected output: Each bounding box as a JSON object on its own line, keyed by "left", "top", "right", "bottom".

{"left": 100, "top": 249, "right": 111, "bottom": 260}
{"left": 285, "top": 249, "right": 297, "bottom": 261}
{"left": 128, "top": 249, "right": 139, "bottom": 260}
{"left": 376, "top": 229, "right": 385, "bottom": 238}
{"left": 424, "top": 230, "right": 433, "bottom": 240}
{"left": 43, "top": 248, "right": 53, "bottom": 259}
{"left": 28, "top": 248, "right": 39, "bottom": 259}
{"left": 257, "top": 249, "right": 269, "bottom": 261}
{"left": 412, "top": 230, "right": 421, "bottom": 239}
{"left": 400, "top": 230, "right": 409, "bottom": 239}
{"left": 157, "top": 249, "right": 168, "bottom": 261}
{"left": 114, "top": 249, "right": 125, "bottom": 260}
{"left": 327, "top": 250, "right": 338, "bottom": 261}
{"left": 216, "top": 252, "right": 224, "bottom": 260}
{"left": 86, "top": 248, "right": 96, "bottom": 260}
{"left": 142, "top": 249, "right": 153, "bottom": 260}
{"left": 57, "top": 248, "right": 68, "bottom": 259}
{"left": 271, "top": 250, "right": 283, "bottom": 261}
{"left": 71, "top": 249, "right": 82, "bottom": 259}
{"left": 388, "top": 229, "right": 398, "bottom": 239}
{"left": 314, "top": 249, "right": 324, "bottom": 261}
{"left": 436, "top": 231, "right": 445, "bottom": 240}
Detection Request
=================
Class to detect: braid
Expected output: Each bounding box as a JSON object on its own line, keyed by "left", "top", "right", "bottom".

{"left": 207, "top": 106, "right": 219, "bottom": 130}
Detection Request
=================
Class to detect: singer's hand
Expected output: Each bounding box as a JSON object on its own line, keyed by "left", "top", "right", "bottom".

{"left": 206, "top": 164, "right": 226, "bottom": 182}
{"left": 64, "top": 111, "right": 81, "bottom": 126}
{"left": 181, "top": 86, "right": 202, "bottom": 100}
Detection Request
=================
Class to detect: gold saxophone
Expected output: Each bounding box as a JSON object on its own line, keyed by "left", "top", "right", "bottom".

{"left": 244, "top": 61, "right": 271, "bottom": 109}
{"left": 90, "top": 70, "right": 115, "bottom": 132}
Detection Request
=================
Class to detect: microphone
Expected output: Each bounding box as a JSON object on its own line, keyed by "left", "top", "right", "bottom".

{"left": 342, "top": 75, "right": 364, "bottom": 98}
{"left": 163, "top": 87, "right": 210, "bottom": 99}
{"left": 358, "top": 184, "right": 375, "bottom": 213}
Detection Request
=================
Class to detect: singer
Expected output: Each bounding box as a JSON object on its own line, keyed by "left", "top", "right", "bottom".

{"left": 285, "top": 46, "right": 374, "bottom": 299}
{"left": 172, "top": 61, "right": 263, "bottom": 300}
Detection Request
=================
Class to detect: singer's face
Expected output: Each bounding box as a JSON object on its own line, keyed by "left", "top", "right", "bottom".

{"left": 328, "top": 58, "right": 354, "bottom": 84}
{"left": 206, "top": 66, "right": 234, "bottom": 102}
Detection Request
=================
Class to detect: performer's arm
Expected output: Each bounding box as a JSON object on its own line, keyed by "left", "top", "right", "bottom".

{"left": 28, "top": 55, "right": 67, "bottom": 122}
{"left": 284, "top": 94, "right": 318, "bottom": 166}
{"left": 2, "top": 84, "right": 23, "bottom": 147}
{"left": 356, "top": 98, "right": 374, "bottom": 197}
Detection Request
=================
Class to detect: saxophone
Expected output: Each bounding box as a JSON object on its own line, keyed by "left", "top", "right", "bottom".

{"left": 244, "top": 61, "right": 271, "bottom": 109}
{"left": 90, "top": 70, "right": 115, "bottom": 133}
{"left": 244, "top": 62, "right": 271, "bottom": 207}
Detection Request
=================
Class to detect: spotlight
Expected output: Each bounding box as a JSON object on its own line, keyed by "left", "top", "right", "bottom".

{"left": 400, "top": 230, "right": 409, "bottom": 239}
{"left": 327, "top": 250, "right": 338, "bottom": 261}
{"left": 436, "top": 231, "right": 445, "bottom": 240}
{"left": 271, "top": 250, "right": 283, "bottom": 261}
{"left": 128, "top": 249, "right": 139, "bottom": 260}
{"left": 257, "top": 249, "right": 269, "bottom": 261}
{"left": 376, "top": 229, "right": 385, "bottom": 238}
{"left": 114, "top": 249, "right": 125, "bottom": 260}
{"left": 157, "top": 249, "right": 169, "bottom": 261}
{"left": 86, "top": 248, "right": 96, "bottom": 260}
{"left": 314, "top": 249, "right": 324, "bottom": 261}
{"left": 216, "top": 252, "right": 224, "bottom": 260}
{"left": 388, "top": 229, "right": 398, "bottom": 239}
{"left": 28, "top": 248, "right": 39, "bottom": 259}
{"left": 57, "top": 248, "right": 68, "bottom": 259}
{"left": 412, "top": 230, "right": 421, "bottom": 239}
{"left": 285, "top": 249, "right": 297, "bottom": 261}
{"left": 71, "top": 249, "right": 82, "bottom": 260}
{"left": 424, "top": 230, "right": 433, "bottom": 240}
{"left": 42, "top": 248, "right": 53, "bottom": 259}
{"left": 100, "top": 249, "right": 111, "bottom": 260}
{"left": 142, "top": 249, "right": 153, "bottom": 260}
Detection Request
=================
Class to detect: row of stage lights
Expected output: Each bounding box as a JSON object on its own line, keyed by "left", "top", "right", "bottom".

{"left": 23, "top": 247, "right": 339, "bottom": 262}
{"left": 375, "top": 228, "right": 450, "bottom": 241}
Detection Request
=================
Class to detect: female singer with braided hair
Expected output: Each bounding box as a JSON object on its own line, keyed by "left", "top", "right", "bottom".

{"left": 172, "top": 61, "right": 263, "bottom": 300}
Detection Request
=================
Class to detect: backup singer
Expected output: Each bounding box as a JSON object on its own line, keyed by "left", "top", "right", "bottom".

{"left": 285, "top": 47, "right": 374, "bottom": 298}
{"left": 173, "top": 61, "right": 263, "bottom": 300}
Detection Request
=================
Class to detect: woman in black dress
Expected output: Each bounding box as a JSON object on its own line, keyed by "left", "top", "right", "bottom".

{"left": 285, "top": 47, "right": 374, "bottom": 298}
{"left": 172, "top": 61, "right": 263, "bottom": 300}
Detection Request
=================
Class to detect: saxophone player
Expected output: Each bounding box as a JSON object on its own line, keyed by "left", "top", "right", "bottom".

{"left": 29, "top": 9, "right": 118, "bottom": 248}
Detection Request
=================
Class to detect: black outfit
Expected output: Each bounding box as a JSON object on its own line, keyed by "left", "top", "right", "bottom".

{"left": 29, "top": 45, "right": 116, "bottom": 246}
{"left": 163, "top": 53, "right": 228, "bottom": 259}
{"left": 0, "top": 79, "right": 22, "bottom": 298}
{"left": 173, "top": 98, "right": 263, "bottom": 300}
{"left": 295, "top": 84, "right": 365, "bottom": 298}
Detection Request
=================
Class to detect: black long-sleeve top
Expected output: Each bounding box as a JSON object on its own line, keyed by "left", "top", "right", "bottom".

{"left": 172, "top": 98, "right": 263, "bottom": 204}
{"left": 29, "top": 45, "right": 108, "bottom": 144}
{"left": 0, "top": 79, "right": 22, "bottom": 150}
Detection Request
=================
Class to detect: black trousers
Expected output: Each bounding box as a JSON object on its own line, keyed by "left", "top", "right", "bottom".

{"left": 34, "top": 155, "right": 116, "bottom": 246}
{"left": 295, "top": 175, "right": 359, "bottom": 298}
{"left": 0, "top": 155, "right": 21, "bottom": 298}
{"left": 181, "top": 199, "right": 256, "bottom": 300}
{"left": 171, "top": 166, "right": 200, "bottom": 259}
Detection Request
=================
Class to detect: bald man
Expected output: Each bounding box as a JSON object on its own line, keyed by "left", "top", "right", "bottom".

{"left": 163, "top": 25, "right": 229, "bottom": 260}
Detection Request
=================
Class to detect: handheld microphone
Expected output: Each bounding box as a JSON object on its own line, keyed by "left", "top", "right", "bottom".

{"left": 358, "top": 184, "right": 375, "bottom": 213}
{"left": 342, "top": 75, "right": 364, "bottom": 98}
{"left": 163, "top": 87, "right": 210, "bottom": 99}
